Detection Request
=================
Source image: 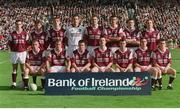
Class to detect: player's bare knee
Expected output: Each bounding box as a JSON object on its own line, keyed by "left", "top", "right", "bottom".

{"left": 84, "top": 68, "right": 90, "bottom": 72}
{"left": 91, "top": 67, "right": 99, "bottom": 72}
{"left": 71, "top": 68, "right": 76, "bottom": 72}
{"left": 168, "top": 68, "right": 176, "bottom": 76}
{"left": 127, "top": 68, "right": 133, "bottom": 72}
{"left": 115, "top": 68, "right": 120, "bottom": 72}
{"left": 134, "top": 67, "right": 141, "bottom": 72}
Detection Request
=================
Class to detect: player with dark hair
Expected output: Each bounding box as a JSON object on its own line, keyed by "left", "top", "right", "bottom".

{"left": 104, "top": 15, "right": 125, "bottom": 53}
{"left": 70, "top": 40, "right": 91, "bottom": 72}
{"left": 46, "top": 40, "right": 71, "bottom": 73}
{"left": 141, "top": 19, "right": 160, "bottom": 52}
{"left": 113, "top": 38, "right": 133, "bottom": 72}
{"left": 134, "top": 38, "right": 159, "bottom": 90}
{"left": 91, "top": 37, "right": 114, "bottom": 72}
{"left": 152, "top": 38, "right": 176, "bottom": 90}
{"left": 30, "top": 20, "right": 48, "bottom": 51}
{"left": 8, "top": 20, "right": 29, "bottom": 89}
{"left": 24, "top": 40, "right": 46, "bottom": 90}
{"left": 124, "top": 19, "right": 140, "bottom": 49}
{"left": 47, "top": 16, "right": 65, "bottom": 49}
{"left": 29, "top": 19, "right": 48, "bottom": 84}
{"left": 84, "top": 15, "right": 104, "bottom": 54}
{"left": 65, "top": 14, "right": 86, "bottom": 56}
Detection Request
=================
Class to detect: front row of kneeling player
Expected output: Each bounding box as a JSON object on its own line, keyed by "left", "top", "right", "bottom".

{"left": 23, "top": 37, "right": 176, "bottom": 91}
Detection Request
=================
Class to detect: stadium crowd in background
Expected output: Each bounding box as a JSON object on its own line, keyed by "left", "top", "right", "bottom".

{"left": 0, "top": 0, "right": 179, "bottom": 50}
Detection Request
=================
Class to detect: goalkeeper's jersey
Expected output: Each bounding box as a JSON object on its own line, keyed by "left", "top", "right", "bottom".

{"left": 65, "top": 25, "right": 86, "bottom": 46}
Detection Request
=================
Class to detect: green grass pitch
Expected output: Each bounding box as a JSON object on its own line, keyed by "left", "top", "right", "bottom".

{"left": 0, "top": 49, "right": 180, "bottom": 108}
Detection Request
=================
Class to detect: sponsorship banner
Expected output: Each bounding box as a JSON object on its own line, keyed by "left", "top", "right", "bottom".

{"left": 45, "top": 72, "right": 151, "bottom": 95}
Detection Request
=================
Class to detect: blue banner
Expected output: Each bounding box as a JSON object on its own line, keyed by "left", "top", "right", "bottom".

{"left": 45, "top": 72, "right": 151, "bottom": 95}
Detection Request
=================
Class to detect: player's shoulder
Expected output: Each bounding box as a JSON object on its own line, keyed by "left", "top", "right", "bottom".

{"left": 10, "top": 31, "right": 17, "bottom": 35}
{"left": 61, "top": 28, "right": 66, "bottom": 32}
{"left": 114, "top": 49, "right": 119, "bottom": 54}
{"left": 94, "top": 47, "right": 99, "bottom": 52}
{"left": 72, "top": 49, "right": 78, "bottom": 54}
{"left": 86, "top": 26, "right": 91, "bottom": 30}
{"left": 48, "top": 28, "right": 54, "bottom": 32}
{"left": 153, "top": 48, "right": 160, "bottom": 53}
{"left": 27, "top": 50, "right": 33, "bottom": 54}
{"left": 30, "top": 30, "right": 35, "bottom": 34}
{"left": 107, "top": 47, "right": 112, "bottom": 52}
{"left": 165, "top": 48, "right": 171, "bottom": 53}
{"left": 134, "top": 47, "right": 140, "bottom": 52}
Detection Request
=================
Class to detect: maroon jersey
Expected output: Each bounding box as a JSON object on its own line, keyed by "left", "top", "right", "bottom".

{"left": 71, "top": 49, "right": 90, "bottom": 67}
{"left": 48, "top": 49, "right": 67, "bottom": 66}
{"left": 152, "top": 49, "right": 172, "bottom": 67}
{"left": 114, "top": 48, "right": 133, "bottom": 68}
{"left": 26, "top": 50, "right": 44, "bottom": 66}
{"left": 48, "top": 28, "right": 65, "bottom": 48}
{"left": 134, "top": 48, "right": 152, "bottom": 66}
{"left": 104, "top": 27, "right": 125, "bottom": 47}
{"left": 9, "top": 31, "right": 29, "bottom": 52}
{"left": 141, "top": 29, "right": 160, "bottom": 51}
{"left": 123, "top": 28, "right": 140, "bottom": 47}
{"left": 85, "top": 26, "right": 103, "bottom": 46}
{"left": 92, "top": 47, "right": 113, "bottom": 67}
{"left": 30, "top": 31, "right": 48, "bottom": 50}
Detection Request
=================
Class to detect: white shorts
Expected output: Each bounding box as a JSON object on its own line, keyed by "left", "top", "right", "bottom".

{"left": 66, "top": 45, "right": 78, "bottom": 57}
{"left": 10, "top": 51, "right": 27, "bottom": 64}
{"left": 30, "top": 66, "right": 39, "bottom": 73}
{"left": 50, "top": 66, "right": 66, "bottom": 73}
{"left": 135, "top": 66, "right": 150, "bottom": 72}
{"left": 30, "top": 66, "right": 45, "bottom": 73}
{"left": 87, "top": 46, "right": 98, "bottom": 56}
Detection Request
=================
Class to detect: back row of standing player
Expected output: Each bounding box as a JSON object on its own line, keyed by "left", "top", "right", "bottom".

{"left": 8, "top": 15, "right": 176, "bottom": 90}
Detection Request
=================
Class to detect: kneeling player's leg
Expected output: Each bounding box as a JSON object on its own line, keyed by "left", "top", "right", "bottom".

{"left": 105, "top": 67, "right": 115, "bottom": 72}
{"left": 126, "top": 67, "right": 133, "bottom": 72}
{"left": 83, "top": 67, "right": 91, "bottom": 72}
{"left": 167, "top": 67, "right": 176, "bottom": 89}
{"left": 39, "top": 68, "right": 46, "bottom": 89}
{"left": 148, "top": 67, "right": 158, "bottom": 88}
{"left": 156, "top": 67, "right": 163, "bottom": 89}
{"left": 24, "top": 68, "right": 30, "bottom": 90}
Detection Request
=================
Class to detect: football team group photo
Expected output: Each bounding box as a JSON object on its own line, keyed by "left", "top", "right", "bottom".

{"left": 0, "top": 0, "right": 179, "bottom": 108}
